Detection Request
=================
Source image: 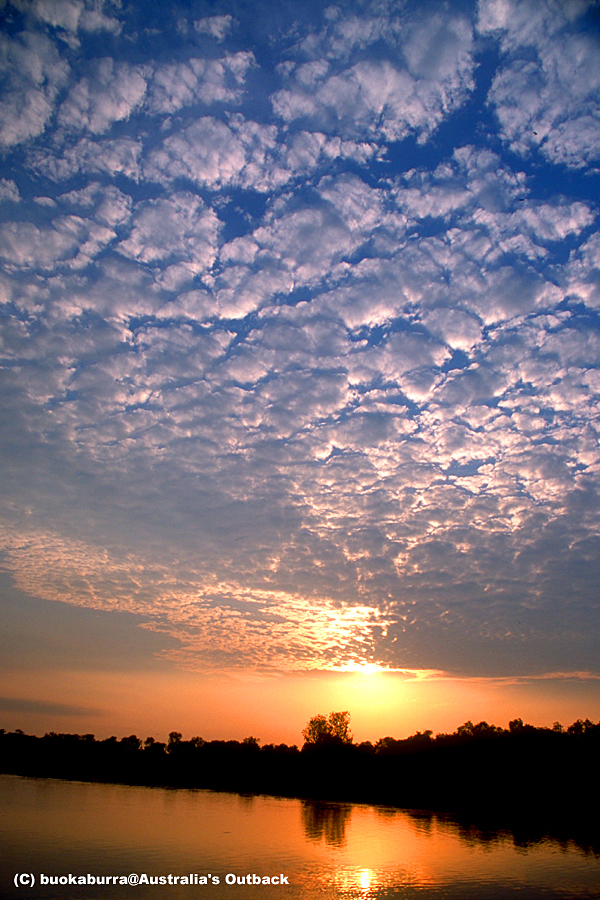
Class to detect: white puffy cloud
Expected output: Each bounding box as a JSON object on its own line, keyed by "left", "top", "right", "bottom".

{"left": 58, "top": 58, "right": 148, "bottom": 134}
{"left": 194, "top": 15, "right": 233, "bottom": 41}
{"left": 566, "top": 232, "right": 600, "bottom": 309}
{"left": 0, "top": 215, "right": 115, "bottom": 271}
{"left": 60, "top": 183, "right": 132, "bottom": 227}
{"left": 0, "top": 31, "right": 69, "bottom": 147}
{"left": 29, "top": 136, "right": 143, "bottom": 181}
{"left": 420, "top": 307, "right": 483, "bottom": 351}
{"left": 396, "top": 146, "right": 526, "bottom": 218}
{"left": 479, "top": 0, "right": 600, "bottom": 167}
{"left": 144, "top": 116, "right": 282, "bottom": 191}
{"left": 145, "top": 117, "right": 379, "bottom": 195}
{"left": 212, "top": 172, "right": 407, "bottom": 318}
{"left": 0, "top": 179, "right": 20, "bottom": 203}
{"left": 146, "top": 53, "right": 255, "bottom": 114}
{"left": 273, "top": 56, "right": 470, "bottom": 142}
{"left": 284, "top": 129, "right": 378, "bottom": 170}
{"left": 352, "top": 331, "right": 450, "bottom": 385}
{"left": 117, "top": 192, "right": 220, "bottom": 278}
{"left": 24, "top": 0, "right": 86, "bottom": 33}
{"left": 13, "top": 0, "right": 122, "bottom": 36}
{"left": 1, "top": 0, "right": 600, "bottom": 681}
{"left": 272, "top": 11, "right": 474, "bottom": 142}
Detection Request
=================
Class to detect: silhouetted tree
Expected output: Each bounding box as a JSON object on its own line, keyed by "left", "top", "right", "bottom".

{"left": 328, "top": 711, "right": 352, "bottom": 743}
{"left": 406, "top": 729, "right": 433, "bottom": 747}
{"left": 167, "top": 731, "right": 182, "bottom": 751}
{"left": 2, "top": 715, "right": 599, "bottom": 831}
{"left": 567, "top": 718, "right": 594, "bottom": 736}
{"left": 456, "top": 721, "right": 475, "bottom": 738}
{"left": 302, "top": 715, "right": 328, "bottom": 744}
{"left": 302, "top": 711, "right": 352, "bottom": 746}
{"left": 120, "top": 735, "right": 141, "bottom": 751}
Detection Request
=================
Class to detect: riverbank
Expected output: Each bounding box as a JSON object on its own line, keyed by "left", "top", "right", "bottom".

{"left": 2, "top": 723, "right": 599, "bottom": 842}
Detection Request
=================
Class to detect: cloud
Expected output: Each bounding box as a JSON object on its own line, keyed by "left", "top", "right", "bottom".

{"left": 144, "top": 117, "right": 376, "bottom": 196}
{"left": 14, "top": 0, "right": 122, "bottom": 37}
{"left": 117, "top": 192, "right": 220, "bottom": 279}
{"left": 479, "top": 0, "right": 600, "bottom": 167}
{"left": 146, "top": 53, "right": 255, "bottom": 114}
{"left": 1, "top": 0, "right": 600, "bottom": 685}
{"left": 29, "top": 136, "right": 143, "bottom": 181}
{"left": 194, "top": 15, "right": 234, "bottom": 41}
{"left": 0, "top": 31, "right": 69, "bottom": 147}
{"left": 0, "top": 697, "right": 103, "bottom": 715}
{"left": 0, "top": 216, "right": 115, "bottom": 272}
{"left": 419, "top": 308, "right": 482, "bottom": 351}
{"left": 144, "top": 116, "right": 281, "bottom": 191}
{"left": 0, "top": 179, "right": 20, "bottom": 203}
{"left": 60, "top": 183, "right": 132, "bottom": 227}
{"left": 566, "top": 232, "right": 600, "bottom": 309}
{"left": 21, "top": 0, "right": 86, "bottom": 34}
{"left": 212, "top": 171, "right": 407, "bottom": 320}
{"left": 58, "top": 58, "right": 148, "bottom": 134}
{"left": 272, "top": 9, "right": 475, "bottom": 142}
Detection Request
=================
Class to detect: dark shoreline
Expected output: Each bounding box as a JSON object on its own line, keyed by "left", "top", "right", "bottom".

{"left": 2, "top": 723, "right": 599, "bottom": 854}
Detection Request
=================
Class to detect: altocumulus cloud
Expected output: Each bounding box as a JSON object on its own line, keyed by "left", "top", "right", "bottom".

{"left": 1, "top": 0, "right": 600, "bottom": 679}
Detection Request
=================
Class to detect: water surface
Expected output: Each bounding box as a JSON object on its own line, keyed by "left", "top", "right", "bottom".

{"left": 1, "top": 775, "right": 599, "bottom": 899}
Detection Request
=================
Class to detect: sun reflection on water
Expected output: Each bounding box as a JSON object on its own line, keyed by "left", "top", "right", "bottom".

{"left": 3, "top": 777, "right": 599, "bottom": 900}
{"left": 358, "top": 867, "right": 374, "bottom": 893}
{"left": 330, "top": 866, "right": 379, "bottom": 899}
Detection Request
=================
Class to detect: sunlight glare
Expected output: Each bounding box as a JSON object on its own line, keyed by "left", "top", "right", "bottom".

{"left": 359, "top": 867, "right": 373, "bottom": 891}
{"left": 340, "top": 662, "right": 384, "bottom": 674}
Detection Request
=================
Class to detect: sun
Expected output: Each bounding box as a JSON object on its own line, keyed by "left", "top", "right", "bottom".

{"left": 340, "top": 662, "right": 386, "bottom": 674}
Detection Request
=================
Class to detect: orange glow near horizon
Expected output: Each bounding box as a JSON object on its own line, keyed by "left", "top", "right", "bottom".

{"left": 2, "top": 662, "right": 600, "bottom": 746}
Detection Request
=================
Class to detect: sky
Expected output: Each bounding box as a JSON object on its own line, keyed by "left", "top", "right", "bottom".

{"left": 1, "top": 0, "right": 600, "bottom": 746}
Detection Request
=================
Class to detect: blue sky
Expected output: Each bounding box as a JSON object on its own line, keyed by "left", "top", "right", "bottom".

{"left": 1, "top": 0, "right": 600, "bottom": 740}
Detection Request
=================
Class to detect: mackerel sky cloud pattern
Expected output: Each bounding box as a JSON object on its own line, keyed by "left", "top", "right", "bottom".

{"left": 1, "top": 0, "right": 600, "bottom": 683}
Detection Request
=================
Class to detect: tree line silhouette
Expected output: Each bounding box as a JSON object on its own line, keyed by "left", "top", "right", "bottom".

{"left": 2, "top": 713, "right": 599, "bottom": 829}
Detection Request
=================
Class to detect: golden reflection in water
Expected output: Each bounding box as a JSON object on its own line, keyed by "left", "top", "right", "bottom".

{"left": 3, "top": 776, "right": 599, "bottom": 899}
{"left": 326, "top": 866, "right": 379, "bottom": 900}
{"left": 359, "top": 867, "right": 373, "bottom": 893}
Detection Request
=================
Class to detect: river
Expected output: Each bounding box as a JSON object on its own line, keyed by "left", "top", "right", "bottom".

{"left": 1, "top": 774, "right": 599, "bottom": 898}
